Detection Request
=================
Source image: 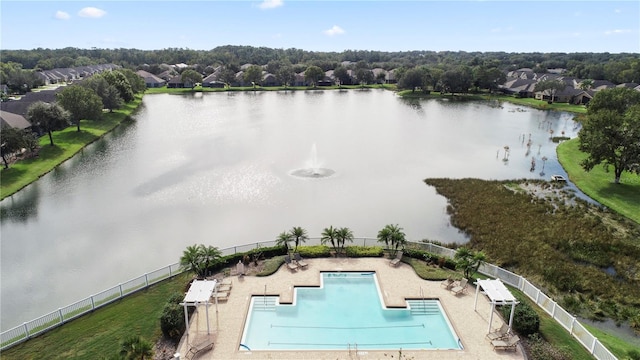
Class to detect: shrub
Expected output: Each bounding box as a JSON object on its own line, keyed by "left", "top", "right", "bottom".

{"left": 256, "top": 255, "right": 285, "bottom": 276}
{"left": 501, "top": 298, "right": 540, "bottom": 336}
{"left": 297, "top": 245, "right": 331, "bottom": 258}
{"left": 345, "top": 246, "right": 384, "bottom": 257}
{"left": 628, "top": 349, "right": 640, "bottom": 360}
{"left": 526, "top": 333, "right": 571, "bottom": 360}
{"left": 159, "top": 292, "right": 189, "bottom": 343}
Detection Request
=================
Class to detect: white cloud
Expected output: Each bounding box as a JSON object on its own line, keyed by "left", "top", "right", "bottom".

{"left": 55, "top": 11, "right": 70, "bottom": 20}
{"left": 605, "top": 29, "right": 631, "bottom": 35}
{"left": 78, "top": 7, "right": 106, "bottom": 18}
{"left": 258, "top": 0, "right": 283, "bottom": 10}
{"left": 323, "top": 25, "right": 345, "bottom": 36}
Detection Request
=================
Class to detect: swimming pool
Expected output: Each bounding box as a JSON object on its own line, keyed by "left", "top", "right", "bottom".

{"left": 240, "top": 272, "right": 463, "bottom": 351}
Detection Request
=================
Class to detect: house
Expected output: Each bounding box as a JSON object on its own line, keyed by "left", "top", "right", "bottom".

{"left": 0, "top": 110, "right": 31, "bottom": 130}
{"left": 201, "top": 73, "right": 225, "bottom": 88}
{"left": 591, "top": 80, "right": 616, "bottom": 91}
{"left": 167, "top": 75, "right": 187, "bottom": 88}
{"left": 499, "top": 78, "right": 537, "bottom": 97}
{"left": 293, "top": 72, "right": 307, "bottom": 87}
{"left": 506, "top": 68, "right": 538, "bottom": 80}
{"left": 535, "top": 87, "right": 592, "bottom": 104}
{"left": 617, "top": 82, "right": 639, "bottom": 89}
{"left": 36, "top": 64, "right": 119, "bottom": 85}
{"left": 262, "top": 73, "right": 279, "bottom": 87}
{"left": 0, "top": 88, "right": 62, "bottom": 116}
{"left": 136, "top": 70, "right": 166, "bottom": 88}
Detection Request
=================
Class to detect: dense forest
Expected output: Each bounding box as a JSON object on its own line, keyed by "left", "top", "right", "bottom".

{"left": 2, "top": 46, "right": 639, "bottom": 83}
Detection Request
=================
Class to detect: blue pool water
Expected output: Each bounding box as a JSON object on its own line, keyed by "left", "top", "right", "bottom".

{"left": 240, "top": 272, "right": 462, "bottom": 351}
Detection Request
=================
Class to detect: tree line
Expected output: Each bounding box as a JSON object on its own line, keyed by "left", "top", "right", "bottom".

{"left": 2, "top": 46, "right": 639, "bottom": 83}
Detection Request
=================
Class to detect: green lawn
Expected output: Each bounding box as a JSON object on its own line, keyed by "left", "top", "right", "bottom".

{"left": 583, "top": 323, "right": 640, "bottom": 359}
{"left": 1, "top": 273, "right": 190, "bottom": 360}
{"left": 144, "top": 84, "right": 396, "bottom": 95}
{"left": 0, "top": 97, "right": 142, "bottom": 200}
{"left": 557, "top": 138, "right": 640, "bottom": 224}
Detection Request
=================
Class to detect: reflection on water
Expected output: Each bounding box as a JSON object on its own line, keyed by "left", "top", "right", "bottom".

{"left": 0, "top": 90, "right": 581, "bottom": 330}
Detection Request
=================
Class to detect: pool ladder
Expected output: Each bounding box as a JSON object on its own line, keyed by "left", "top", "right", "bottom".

{"left": 347, "top": 343, "right": 358, "bottom": 358}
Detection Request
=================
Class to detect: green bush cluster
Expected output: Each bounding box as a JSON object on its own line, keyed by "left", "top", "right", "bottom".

{"left": 256, "top": 256, "right": 285, "bottom": 277}
{"left": 159, "top": 292, "right": 190, "bottom": 343}
{"left": 403, "top": 248, "right": 457, "bottom": 270}
{"left": 205, "top": 245, "right": 288, "bottom": 274}
{"left": 500, "top": 294, "right": 540, "bottom": 336}
{"left": 297, "top": 245, "right": 331, "bottom": 258}
{"left": 526, "top": 333, "right": 572, "bottom": 360}
{"left": 344, "top": 246, "right": 384, "bottom": 257}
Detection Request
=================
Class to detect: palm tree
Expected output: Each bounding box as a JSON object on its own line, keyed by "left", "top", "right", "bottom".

{"left": 321, "top": 226, "right": 339, "bottom": 255}
{"left": 378, "top": 224, "right": 406, "bottom": 257}
{"left": 335, "top": 227, "right": 354, "bottom": 254}
{"left": 180, "top": 244, "right": 203, "bottom": 277}
{"left": 377, "top": 226, "right": 392, "bottom": 253}
{"left": 454, "top": 247, "right": 486, "bottom": 279}
{"left": 389, "top": 224, "right": 407, "bottom": 255}
{"left": 119, "top": 335, "right": 153, "bottom": 360}
{"left": 276, "top": 231, "right": 293, "bottom": 254}
{"left": 199, "top": 245, "right": 222, "bottom": 277}
{"left": 289, "top": 226, "right": 308, "bottom": 253}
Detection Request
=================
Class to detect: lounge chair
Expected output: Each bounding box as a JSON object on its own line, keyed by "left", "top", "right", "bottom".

{"left": 492, "top": 335, "right": 520, "bottom": 351}
{"left": 486, "top": 323, "right": 510, "bottom": 341}
{"left": 212, "top": 291, "right": 229, "bottom": 301}
{"left": 450, "top": 278, "right": 468, "bottom": 295}
{"left": 440, "top": 277, "right": 454, "bottom": 289}
{"left": 185, "top": 338, "right": 214, "bottom": 360}
{"left": 294, "top": 253, "right": 308, "bottom": 268}
{"left": 389, "top": 251, "right": 403, "bottom": 267}
{"left": 284, "top": 255, "right": 298, "bottom": 271}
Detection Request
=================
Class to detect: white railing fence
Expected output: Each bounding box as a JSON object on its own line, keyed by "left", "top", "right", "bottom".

{"left": 0, "top": 239, "right": 618, "bottom": 359}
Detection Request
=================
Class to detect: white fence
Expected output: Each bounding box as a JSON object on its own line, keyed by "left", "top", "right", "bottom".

{"left": 0, "top": 239, "right": 618, "bottom": 359}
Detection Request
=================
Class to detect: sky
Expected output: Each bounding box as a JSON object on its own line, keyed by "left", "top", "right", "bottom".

{"left": 1, "top": 0, "right": 639, "bottom": 53}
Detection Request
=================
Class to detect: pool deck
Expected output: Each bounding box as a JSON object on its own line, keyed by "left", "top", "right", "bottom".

{"left": 176, "top": 258, "right": 525, "bottom": 359}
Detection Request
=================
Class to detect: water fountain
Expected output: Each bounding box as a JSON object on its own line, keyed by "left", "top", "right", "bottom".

{"left": 290, "top": 143, "right": 335, "bottom": 178}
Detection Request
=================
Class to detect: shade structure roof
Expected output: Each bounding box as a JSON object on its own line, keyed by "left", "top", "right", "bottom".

{"left": 183, "top": 279, "right": 217, "bottom": 304}
{"left": 476, "top": 279, "right": 517, "bottom": 305}
{"left": 474, "top": 278, "right": 519, "bottom": 334}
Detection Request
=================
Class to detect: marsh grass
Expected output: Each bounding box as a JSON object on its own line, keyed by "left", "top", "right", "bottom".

{"left": 423, "top": 178, "right": 640, "bottom": 323}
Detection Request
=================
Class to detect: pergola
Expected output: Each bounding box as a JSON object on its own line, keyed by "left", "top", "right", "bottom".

{"left": 181, "top": 279, "right": 218, "bottom": 343}
{"left": 473, "top": 279, "right": 519, "bottom": 333}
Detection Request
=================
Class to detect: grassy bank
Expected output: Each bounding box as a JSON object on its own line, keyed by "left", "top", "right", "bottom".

{"left": 1, "top": 273, "right": 190, "bottom": 360}
{"left": 396, "top": 90, "right": 588, "bottom": 114}
{"left": 145, "top": 84, "right": 396, "bottom": 95}
{"left": 0, "top": 96, "right": 143, "bottom": 200}
{"left": 557, "top": 138, "right": 640, "bottom": 224}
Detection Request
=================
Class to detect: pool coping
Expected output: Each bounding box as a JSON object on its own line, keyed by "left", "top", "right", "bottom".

{"left": 176, "top": 257, "right": 525, "bottom": 360}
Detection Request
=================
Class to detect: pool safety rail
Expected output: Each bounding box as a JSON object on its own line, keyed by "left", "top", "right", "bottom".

{"left": 0, "top": 238, "right": 620, "bottom": 359}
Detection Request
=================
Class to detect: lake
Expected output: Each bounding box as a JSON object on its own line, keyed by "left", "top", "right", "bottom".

{"left": 0, "top": 90, "right": 579, "bottom": 330}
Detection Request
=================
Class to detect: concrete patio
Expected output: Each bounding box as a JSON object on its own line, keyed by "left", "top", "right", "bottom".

{"left": 175, "top": 257, "right": 525, "bottom": 359}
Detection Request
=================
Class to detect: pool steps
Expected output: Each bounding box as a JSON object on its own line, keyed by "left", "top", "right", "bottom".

{"left": 406, "top": 300, "right": 441, "bottom": 315}
{"left": 252, "top": 297, "right": 278, "bottom": 311}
